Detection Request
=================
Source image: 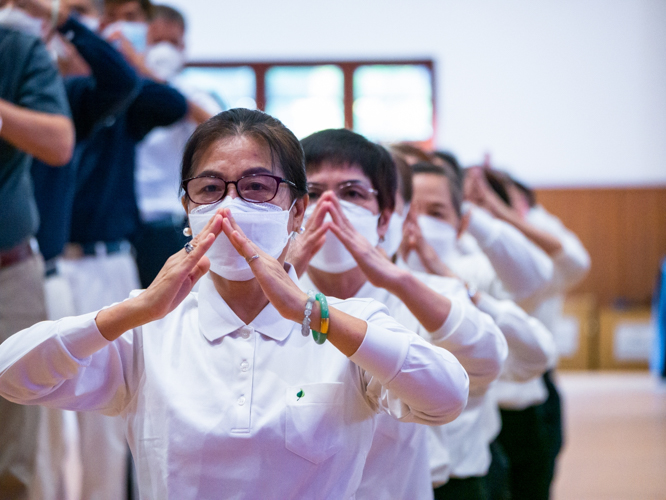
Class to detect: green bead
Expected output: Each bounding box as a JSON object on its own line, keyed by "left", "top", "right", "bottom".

{"left": 312, "top": 329, "right": 327, "bottom": 345}
{"left": 297, "top": 389, "right": 304, "bottom": 400}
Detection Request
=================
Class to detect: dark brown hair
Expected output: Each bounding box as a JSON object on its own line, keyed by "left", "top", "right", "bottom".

{"left": 104, "top": 0, "right": 154, "bottom": 16}
{"left": 390, "top": 143, "right": 432, "bottom": 165}
{"left": 181, "top": 108, "right": 308, "bottom": 200}
{"left": 411, "top": 162, "right": 464, "bottom": 218}
{"left": 301, "top": 129, "right": 397, "bottom": 212}
{"left": 150, "top": 4, "right": 185, "bottom": 31}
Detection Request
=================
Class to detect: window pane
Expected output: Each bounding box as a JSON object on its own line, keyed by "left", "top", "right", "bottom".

{"left": 353, "top": 65, "right": 433, "bottom": 142}
{"left": 177, "top": 66, "right": 257, "bottom": 110}
{"left": 265, "top": 65, "right": 344, "bottom": 139}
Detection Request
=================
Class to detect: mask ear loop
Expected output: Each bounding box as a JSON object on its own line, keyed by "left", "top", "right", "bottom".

{"left": 288, "top": 197, "right": 301, "bottom": 240}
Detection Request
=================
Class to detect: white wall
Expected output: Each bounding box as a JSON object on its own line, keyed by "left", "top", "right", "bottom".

{"left": 166, "top": 0, "right": 666, "bottom": 187}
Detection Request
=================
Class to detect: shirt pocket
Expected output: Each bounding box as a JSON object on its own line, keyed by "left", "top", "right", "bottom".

{"left": 284, "top": 382, "right": 344, "bottom": 465}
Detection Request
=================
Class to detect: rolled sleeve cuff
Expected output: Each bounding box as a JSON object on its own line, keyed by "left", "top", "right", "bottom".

{"left": 465, "top": 204, "right": 500, "bottom": 248}
{"left": 59, "top": 312, "right": 111, "bottom": 360}
{"left": 428, "top": 297, "right": 464, "bottom": 341}
{"left": 349, "top": 323, "right": 411, "bottom": 385}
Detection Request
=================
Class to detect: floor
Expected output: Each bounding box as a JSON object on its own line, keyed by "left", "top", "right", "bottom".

{"left": 552, "top": 371, "right": 666, "bottom": 500}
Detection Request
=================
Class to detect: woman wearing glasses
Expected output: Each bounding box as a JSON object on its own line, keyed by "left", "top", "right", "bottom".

{"left": 289, "top": 129, "right": 507, "bottom": 500}
{"left": 0, "top": 109, "right": 469, "bottom": 499}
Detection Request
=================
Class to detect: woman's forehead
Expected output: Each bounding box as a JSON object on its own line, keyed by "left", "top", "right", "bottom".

{"left": 413, "top": 172, "right": 449, "bottom": 195}
{"left": 195, "top": 135, "right": 279, "bottom": 176}
{"left": 307, "top": 161, "right": 368, "bottom": 183}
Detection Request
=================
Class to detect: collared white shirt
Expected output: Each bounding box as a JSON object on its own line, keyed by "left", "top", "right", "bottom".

{"left": 451, "top": 251, "right": 558, "bottom": 411}
{"left": 520, "top": 205, "right": 591, "bottom": 330}
{"left": 496, "top": 205, "right": 590, "bottom": 410}
{"left": 0, "top": 266, "right": 468, "bottom": 500}
{"left": 301, "top": 271, "right": 506, "bottom": 496}
{"left": 463, "top": 204, "right": 554, "bottom": 301}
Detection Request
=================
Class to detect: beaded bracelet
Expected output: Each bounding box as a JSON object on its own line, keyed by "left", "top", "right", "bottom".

{"left": 312, "top": 293, "right": 329, "bottom": 345}
{"left": 302, "top": 290, "right": 316, "bottom": 337}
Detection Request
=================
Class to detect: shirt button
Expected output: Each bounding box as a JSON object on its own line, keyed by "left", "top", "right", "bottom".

{"left": 237, "top": 396, "right": 246, "bottom": 406}
{"left": 240, "top": 361, "right": 250, "bottom": 372}
{"left": 240, "top": 326, "right": 253, "bottom": 339}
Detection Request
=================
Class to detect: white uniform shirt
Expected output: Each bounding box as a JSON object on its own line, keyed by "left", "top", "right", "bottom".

{"left": 497, "top": 205, "right": 590, "bottom": 410}
{"left": 135, "top": 80, "right": 221, "bottom": 221}
{"left": 300, "top": 272, "right": 507, "bottom": 497}
{"left": 520, "top": 205, "right": 591, "bottom": 330}
{"left": 448, "top": 251, "right": 557, "bottom": 415}
{"left": 463, "top": 204, "right": 554, "bottom": 301}
{"left": 0, "top": 266, "right": 469, "bottom": 500}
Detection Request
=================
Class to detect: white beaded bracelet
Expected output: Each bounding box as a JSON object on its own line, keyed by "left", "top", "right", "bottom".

{"left": 301, "top": 290, "right": 316, "bottom": 337}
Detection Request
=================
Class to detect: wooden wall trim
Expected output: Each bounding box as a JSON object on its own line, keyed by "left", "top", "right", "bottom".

{"left": 534, "top": 187, "right": 666, "bottom": 307}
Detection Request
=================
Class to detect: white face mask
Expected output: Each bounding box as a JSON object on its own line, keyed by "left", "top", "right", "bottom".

{"left": 405, "top": 215, "right": 459, "bottom": 273}
{"left": 378, "top": 207, "right": 408, "bottom": 258}
{"left": 306, "top": 200, "right": 380, "bottom": 274}
{"left": 145, "top": 41, "right": 185, "bottom": 81}
{"left": 102, "top": 21, "right": 147, "bottom": 53}
{"left": 0, "top": 6, "right": 44, "bottom": 37}
{"left": 188, "top": 197, "right": 294, "bottom": 281}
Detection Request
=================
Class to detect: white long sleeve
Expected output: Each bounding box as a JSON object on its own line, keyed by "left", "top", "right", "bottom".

{"left": 0, "top": 296, "right": 469, "bottom": 427}
{"left": 349, "top": 298, "right": 470, "bottom": 424}
{"left": 475, "top": 292, "right": 557, "bottom": 382}
{"left": 0, "top": 271, "right": 470, "bottom": 499}
{"left": 416, "top": 277, "right": 507, "bottom": 397}
{"left": 0, "top": 312, "right": 134, "bottom": 414}
{"left": 527, "top": 205, "right": 590, "bottom": 292}
{"left": 464, "top": 203, "right": 554, "bottom": 301}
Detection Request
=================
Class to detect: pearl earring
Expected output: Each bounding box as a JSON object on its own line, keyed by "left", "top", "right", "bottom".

{"left": 183, "top": 227, "right": 192, "bottom": 237}
{"left": 298, "top": 226, "right": 305, "bottom": 234}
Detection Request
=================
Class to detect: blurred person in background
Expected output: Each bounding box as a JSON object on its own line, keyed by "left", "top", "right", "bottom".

{"left": 401, "top": 161, "right": 557, "bottom": 499}
{"left": 289, "top": 130, "right": 507, "bottom": 500}
{"left": 0, "top": 0, "right": 74, "bottom": 497}
{"left": 133, "top": 4, "right": 220, "bottom": 288}
{"left": 40, "top": 0, "right": 188, "bottom": 497}
{"left": 466, "top": 166, "right": 590, "bottom": 499}
{"left": 26, "top": 0, "right": 149, "bottom": 497}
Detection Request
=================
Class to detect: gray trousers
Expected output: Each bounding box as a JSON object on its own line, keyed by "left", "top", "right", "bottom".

{"left": 0, "top": 255, "right": 46, "bottom": 500}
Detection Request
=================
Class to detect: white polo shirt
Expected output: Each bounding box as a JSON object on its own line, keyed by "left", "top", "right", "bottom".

{"left": 0, "top": 266, "right": 469, "bottom": 499}
{"left": 301, "top": 271, "right": 506, "bottom": 497}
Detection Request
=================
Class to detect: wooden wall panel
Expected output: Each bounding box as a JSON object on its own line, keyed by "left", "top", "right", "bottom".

{"left": 534, "top": 187, "right": 666, "bottom": 307}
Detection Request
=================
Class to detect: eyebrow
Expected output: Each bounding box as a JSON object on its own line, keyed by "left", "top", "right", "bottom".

{"left": 194, "top": 167, "right": 274, "bottom": 179}
{"left": 308, "top": 180, "right": 369, "bottom": 188}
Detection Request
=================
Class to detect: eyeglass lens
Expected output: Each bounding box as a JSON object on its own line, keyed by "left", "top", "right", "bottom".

{"left": 187, "top": 175, "right": 281, "bottom": 204}
{"left": 307, "top": 182, "right": 376, "bottom": 205}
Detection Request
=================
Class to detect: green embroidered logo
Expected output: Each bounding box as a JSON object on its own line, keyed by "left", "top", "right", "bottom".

{"left": 296, "top": 389, "right": 304, "bottom": 401}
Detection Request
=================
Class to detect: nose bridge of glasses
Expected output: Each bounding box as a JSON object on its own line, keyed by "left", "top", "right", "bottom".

{"left": 226, "top": 181, "right": 240, "bottom": 199}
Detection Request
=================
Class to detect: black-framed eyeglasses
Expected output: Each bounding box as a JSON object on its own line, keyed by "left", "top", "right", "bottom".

{"left": 182, "top": 174, "right": 297, "bottom": 205}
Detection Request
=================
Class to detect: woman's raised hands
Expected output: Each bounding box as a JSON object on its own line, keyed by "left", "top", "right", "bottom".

{"left": 96, "top": 210, "right": 223, "bottom": 341}
{"left": 220, "top": 208, "right": 308, "bottom": 323}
